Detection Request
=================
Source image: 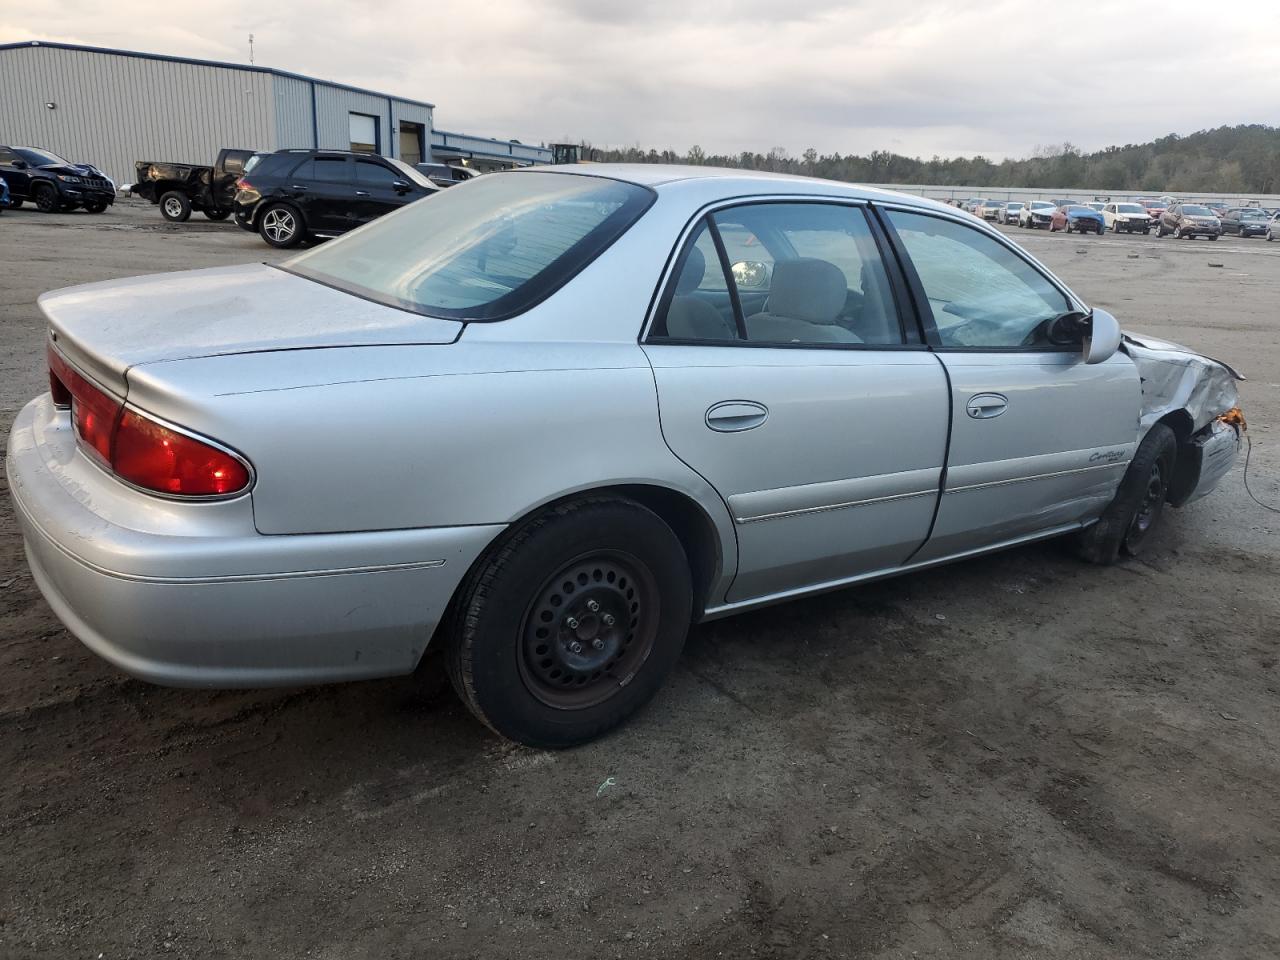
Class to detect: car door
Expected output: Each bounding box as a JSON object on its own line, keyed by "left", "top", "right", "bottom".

{"left": 352, "top": 158, "right": 421, "bottom": 226}
{"left": 642, "top": 200, "right": 949, "bottom": 603}
{"left": 879, "top": 207, "right": 1141, "bottom": 562}
{"left": 0, "top": 147, "right": 32, "bottom": 200}
{"left": 287, "top": 155, "right": 355, "bottom": 234}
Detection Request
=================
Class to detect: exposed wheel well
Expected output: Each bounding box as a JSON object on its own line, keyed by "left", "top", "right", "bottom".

{"left": 1155, "top": 409, "right": 1196, "bottom": 505}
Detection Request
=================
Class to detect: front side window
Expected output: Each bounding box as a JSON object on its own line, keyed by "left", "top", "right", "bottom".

{"left": 887, "top": 210, "right": 1072, "bottom": 349}
{"left": 355, "top": 159, "right": 400, "bottom": 186}
{"left": 654, "top": 202, "right": 904, "bottom": 346}
{"left": 284, "top": 172, "right": 653, "bottom": 320}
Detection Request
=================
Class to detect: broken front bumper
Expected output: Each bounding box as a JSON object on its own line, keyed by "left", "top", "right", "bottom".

{"left": 1173, "top": 418, "right": 1241, "bottom": 506}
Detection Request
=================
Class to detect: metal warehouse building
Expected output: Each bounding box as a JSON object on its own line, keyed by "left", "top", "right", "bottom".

{"left": 0, "top": 41, "right": 550, "bottom": 186}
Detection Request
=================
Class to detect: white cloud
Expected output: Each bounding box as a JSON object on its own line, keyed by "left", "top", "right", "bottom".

{"left": 4, "top": 0, "right": 1278, "bottom": 159}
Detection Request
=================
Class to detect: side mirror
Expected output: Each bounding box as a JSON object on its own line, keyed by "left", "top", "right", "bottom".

{"left": 392, "top": 179, "right": 412, "bottom": 194}
{"left": 731, "top": 260, "right": 771, "bottom": 290}
{"left": 1083, "top": 307, "right": 1121, "bottom": 364}
{"left": 11, "top": 159, "right": 27, "bottom": 170}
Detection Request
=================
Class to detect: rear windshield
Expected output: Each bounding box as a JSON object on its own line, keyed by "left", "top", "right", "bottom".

{"left": 283, "top": 172, "right": 654, "bottom": 320}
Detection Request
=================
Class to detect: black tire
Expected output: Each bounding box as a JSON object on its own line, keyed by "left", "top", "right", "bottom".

{"left": 8, "top": 198, "right": 22, "bottom": 209}
{"left": 34, "top": 183, "right": 59, "bottom": 213}
{"left": 257, "top": 203, "right": 305, "bottom": 248}
{"left": 1268, "top": 229, "right": 1275, "bottom": 242}
{"left": 204, "top": 208, "right": 232, "bottom": 221}
{"left": 160, "top": 190, "right": 192, "bottom": 222}
{"left": 1208, "top": 234, "right": 1218, "bottom": 241}
{"left": 83, "top": 200, "right": 108, "bottom": 214}
{"left": 1073, "top": 424, "right": 1177, "bottom": 565}
{"left": 445, "top": 496, "right": 693, "bottom": 747}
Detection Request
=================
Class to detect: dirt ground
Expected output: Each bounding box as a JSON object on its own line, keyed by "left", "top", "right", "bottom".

{"left": 1, "top": 200, "right": 1278, "bottom": 960}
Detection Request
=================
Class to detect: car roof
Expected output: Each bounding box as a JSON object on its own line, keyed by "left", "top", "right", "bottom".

{"left": 512, "top": 163, "right": 950, "bottom": 213}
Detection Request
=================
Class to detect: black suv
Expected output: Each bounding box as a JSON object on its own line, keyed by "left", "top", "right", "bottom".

{"left": 0, "top": 145, "right": 115, "bottom": 213}
{"left": 233, "top": 150, "right": 437, "bottom": 247}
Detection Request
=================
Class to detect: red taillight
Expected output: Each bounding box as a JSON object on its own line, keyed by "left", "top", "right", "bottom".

{"left": 113, "top": 410, "right": 250, "bottom": 496}
{"left": 47, "top": 342, "right": 250, "bottom": 497}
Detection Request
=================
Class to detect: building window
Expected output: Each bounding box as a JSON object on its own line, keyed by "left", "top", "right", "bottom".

{"left": 349, "top": 113, "right": 379, "bottom": 154}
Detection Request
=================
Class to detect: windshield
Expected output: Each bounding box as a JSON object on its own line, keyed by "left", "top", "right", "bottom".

{"left": 1067, "top": 206, "right": 1094, "bottom": 213}
{"left": 284, "top": 172, "right": 655, "bottom": 320}
{"left": 1005, "top": 202, "right": 1020, "bottom": 209}
{"left": 16, "top": 147, "right": 68, "bottom": 167}
{"left": 1182, "top": 205, "right": 1213, "bottom": 216}
{"left": 1031, "top": 201, "right": 1054, "bottom": 209}
{"left": 1116, "top": 203, "right": 1145, "bottom": 213}
{"left": 1241, "top": 210, "right": 1267, "bottom": 219}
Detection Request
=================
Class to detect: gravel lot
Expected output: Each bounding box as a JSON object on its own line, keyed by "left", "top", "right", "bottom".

{"left": 1, "top": 199, "right": 1278, "bottom": 960}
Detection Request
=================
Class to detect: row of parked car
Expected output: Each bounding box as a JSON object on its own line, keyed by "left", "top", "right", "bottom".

{"left": 0, "top": 142, "right": 480, "bottom": 247}
{"left": 948, "top": 195, "right": 1280, "bottom": 241}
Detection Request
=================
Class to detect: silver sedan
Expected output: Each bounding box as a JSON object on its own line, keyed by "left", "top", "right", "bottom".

{"left": 7, "top": 166, "right": 1245, "bottom": 746}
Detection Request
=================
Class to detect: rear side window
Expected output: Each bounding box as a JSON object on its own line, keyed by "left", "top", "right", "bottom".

{"left": 654, "top": 202, "right": 904, "bottom": 347}
{"left": 283, "top": 172, "right": 654, "bottom": 320}
{"left": 292, "top": 157, "right": 350, "bottom": 182}
{"left": 887, "top": 210, "right": 1071, "bottom": 349}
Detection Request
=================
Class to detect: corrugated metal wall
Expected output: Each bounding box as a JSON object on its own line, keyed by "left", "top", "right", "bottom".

{"left": 311, "top": 83, "right": 432, "bottom": 159}
{"left": 272, "top": 75, "right": 315, "bottom": 149}
{"left": 0, "top": 45, "right": 277, "bottom": 185}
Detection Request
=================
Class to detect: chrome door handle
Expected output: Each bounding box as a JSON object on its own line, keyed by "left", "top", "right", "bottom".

{"left": 706, "top": 400, "right": 769, "bottom": 432}
{"left": 966, "top": 393, "right": 1009, "bottom": 419}
{"left": 354, "top": 190, "right": 370, "bottom": 197}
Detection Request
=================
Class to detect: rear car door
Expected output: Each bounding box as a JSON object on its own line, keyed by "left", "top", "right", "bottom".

{"left": 0, "top": 147, "right": 32, "bottom": 200}
{"left": 287, "top": 155, "right": 355, "bottom": 234}
{"left": 879, "top": 207, "right": 1140, "bottom": 561}
{"left": 353, "top": 158, "right": 421, "bottom": 225}
{"left": 643, "top": 200, "right": 949, "bottom": 603}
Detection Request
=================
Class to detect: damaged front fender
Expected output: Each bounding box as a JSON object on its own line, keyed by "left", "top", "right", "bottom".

{"left": 1122, "top": 332, "right": 1245, "bottom": 505}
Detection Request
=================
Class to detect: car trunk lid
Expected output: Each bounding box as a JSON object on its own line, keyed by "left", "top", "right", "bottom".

{"left": 40, "top": 263, "right": 462, "bottom": 390}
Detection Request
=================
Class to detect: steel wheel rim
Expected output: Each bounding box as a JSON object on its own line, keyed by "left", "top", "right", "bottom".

{"left": 163, "top": 197, "right": 183, "bottom": 218}
{"left": 1127, "top": 461, "right": 1165, "bottom": 542}
{"left": 517, "top": 550, "right": 660, "bottom": 710}
{"left": 263, "top": 209, "right": 295, "bottom": 242}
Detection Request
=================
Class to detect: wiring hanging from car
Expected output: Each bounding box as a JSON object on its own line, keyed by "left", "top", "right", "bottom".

{"left": 1222, "top": 408, "right": 1280, "bottom": 514}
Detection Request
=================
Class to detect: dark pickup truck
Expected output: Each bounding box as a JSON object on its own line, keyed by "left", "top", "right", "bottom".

{"left": 132, "top": 148, "right": 259, "bottom": 222}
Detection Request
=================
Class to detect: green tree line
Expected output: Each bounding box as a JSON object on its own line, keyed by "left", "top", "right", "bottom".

{"left": 591, "top": 125, "right": 1280, "bottom": 194}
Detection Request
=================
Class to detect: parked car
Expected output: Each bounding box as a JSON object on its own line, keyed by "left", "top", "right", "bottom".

{"left": 0, "top": 145, "right": 115, "bottom": 213}
{"left": 1158, "top": 203, "right": 1221, "bottom": 240}
{"left": 1267, "top": 212, "right": 1280, "bottom": 241}
{"left": 1102, "top": 202, "right": 1152, "bottom": 234}
{"left": 1219, "top": 207, "right": 1270, "bottom": 237}
{"left": 962, "top": 198, "right": 986, "bottom": 213}
{"left": 976, "top": 199, "right": 1006, "bottom": 221}
{"left": 233, "top": 149, "right": 438, "bottom": 247}
{"left": 997, "top": 201, "right": 1023, "bottom": 225}
{"left": 1135, "top": 199, "right": 1167, "bottom": 229}
{"left": 1049, "top": 204, "right": 1105, "bottom": 234}
{"left": 132, "top": 148, "right": 260, "bottom": 222}
{"left": 1017, "top": 200, "right": 1057, "bottom": 228}
{"left": 8, "top": 167, "right": 1244, "bottom": 747}
{"left": 414, "top": 162, "right": 480, "bottom": 187}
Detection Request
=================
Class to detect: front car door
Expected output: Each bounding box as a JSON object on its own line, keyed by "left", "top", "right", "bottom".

{"left": 352, "top": 158, "right": 423, "bottom": 225}
{"left": 878, "top": 207, "right": 1140, "bottom": 561}
{"left": 643, "top": 200, "right": 949, "bottom": 604}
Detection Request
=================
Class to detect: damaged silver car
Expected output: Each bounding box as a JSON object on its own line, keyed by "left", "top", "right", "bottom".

{"left": 6, "top": 167, "right": 1245, "bottom": 747}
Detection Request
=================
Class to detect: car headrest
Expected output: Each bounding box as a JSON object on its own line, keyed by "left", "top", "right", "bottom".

{"left": 675, "top": 245, "right": 706, "bottom": 295}
{"left": 767, "top": 258, "right": 846, "bottom": 324}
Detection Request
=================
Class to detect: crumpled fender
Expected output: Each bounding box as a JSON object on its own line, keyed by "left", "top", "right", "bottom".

{"left": 1121, "top": 332, "right": 1244, "bottom": 438}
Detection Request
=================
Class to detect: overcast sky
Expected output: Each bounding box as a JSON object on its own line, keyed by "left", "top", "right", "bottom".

{"left": 4, "top": 1, "right": 1278, "bottom": 160}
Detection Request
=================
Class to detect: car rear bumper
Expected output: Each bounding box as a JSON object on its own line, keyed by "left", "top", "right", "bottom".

{"left": 7, "top": 395, "right": 501, "bottom": 688}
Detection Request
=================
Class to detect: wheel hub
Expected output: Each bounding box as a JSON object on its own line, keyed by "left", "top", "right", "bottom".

{"left": 519, "top": 554, "right": 653, "bottom": 709}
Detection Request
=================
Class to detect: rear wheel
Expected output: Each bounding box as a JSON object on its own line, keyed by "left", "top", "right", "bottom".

{"left": 1073, "top": 424, "right": 1177, "bottom": 564}
{"left": 1209, "top": 234, "right": 1218, "bottom": 241}
{"left": 445, "top": 497, "right": 692, "bottom": 747}
{"left": 160, "top": 191, "right": 191, "bottom": 222}
{"left": 83, "top": 200, "right": 109, "bottom": 214}
{"left": 258, "top": 204, "right": 304, "bottom": 248}
{"left": 34, "top": 184, "right": 59, "bottom": 213}
{"left": 204, "top": 208, "right": 231, "bottom": 221}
